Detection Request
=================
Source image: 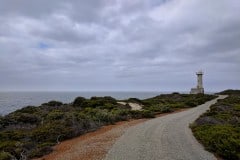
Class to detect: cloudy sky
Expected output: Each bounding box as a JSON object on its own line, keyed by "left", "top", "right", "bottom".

{"left": 0, "top": 0, "right": 239, "bottom": 92}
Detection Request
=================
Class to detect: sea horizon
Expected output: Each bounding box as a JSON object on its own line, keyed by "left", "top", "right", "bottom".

{"left": 0, "top": 91, "right": 171, "bottom": 116}
{"left": 0, "top": 91, "right": 217, "bottom": 116}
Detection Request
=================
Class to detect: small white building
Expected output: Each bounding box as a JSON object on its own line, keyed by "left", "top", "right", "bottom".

{"left": 190, "top": 71, "right": 204, "bottom": 94}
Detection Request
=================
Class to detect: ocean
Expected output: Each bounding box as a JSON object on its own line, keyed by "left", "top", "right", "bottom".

{"left": 0, "top": 91, "right": 167, "bottom": 115}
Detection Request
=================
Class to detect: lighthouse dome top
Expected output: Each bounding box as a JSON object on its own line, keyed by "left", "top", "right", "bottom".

{"left": 196, "top": 71, "right": 203, "bottom": 75}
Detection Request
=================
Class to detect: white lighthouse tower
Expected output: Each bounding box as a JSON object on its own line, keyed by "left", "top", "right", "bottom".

{"left": 190, "top": 71, "right": 204, "bottom": 94}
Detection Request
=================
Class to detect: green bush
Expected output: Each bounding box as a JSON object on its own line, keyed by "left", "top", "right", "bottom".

{"left": 129, "top": 110, "right": 143, "bottom": 119}
{"left": 142, "top": 110, "right": 155, "bottom": 118}
{"left": 111, "top": 109, "right": 130, "bottom": 121}
{"left": 42, "top": 101, "right": 63, "bottom": 107}
{"left": 29, "top": 146, "right": 53, "bottom": 158}
{"left": 72, "top": 97, "right": 86, "bottom": 107}
{"left": 129, "top": 110, "right": 155, "bottom": 119}
{"left": 15, "top": 106, "right": 39, "bottom": 114}
{"left": 0, "top": 130, "right": 27, "bottom": 141}
{"left": 144, "top": 105, "right": 162, "bottom": 113}
{"left": 74, "top": 96, "right": 117, "bottom": 109}
{"left": 217, "top": 89, "right": 240, "bottom": 95}
{"left": 143, "top": 94, "right": 216, "bottom": 110}
{"left": 185, "top": 101, "right": 197, "bottom": 107}
{"left": 127, "top": 98, "right": 142, "bottom": 104}
{"left": 192, "top": 94, "right": 240, "bottom": 160}
{"left": 94, "top": 109, "right": 115, "bottom": 124}
{"left": 31, "top": 122, "right": 69, "bottom": 143}
{"left": 145, "top": 105, "right": 173, "bottom": 113}
{"left": 160, "top": 106, "right": 173, "bottom": 113}
{"left": 192, "top": 125, "right": 240, "bottom": 160}
{"left": 234, "top": 104, "right": 240, "bottom": 111}
{"left": 0, "top": 151, "right": 12, "bottom": 160}
{"left": 46, "top": 110, "right": 64, "bottom": 120}
{"left": 89, "top": 97, "right": 117, "bottom": 107}
{"left": 168, "top": 103, "right": 185, "bottom": 108}
{"left": 100, "top": 103, "right": 115, "bottom": 110}
{"left": 0, "top": 141, "right": 18, "bottom": 150}
{"left": 9, "top": 113, "right": 40, "bottom": 124}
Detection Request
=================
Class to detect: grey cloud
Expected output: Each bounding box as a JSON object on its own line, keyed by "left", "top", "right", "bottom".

{"left": 0, "top": 0, "right": 105, "bottom": 21}
{"left": 0, "top": 0, "right": 239, "bottom": 92}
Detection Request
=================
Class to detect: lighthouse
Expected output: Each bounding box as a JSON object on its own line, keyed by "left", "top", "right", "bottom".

{"left": 190, "top": 71, "right": 204, "bottom": 94}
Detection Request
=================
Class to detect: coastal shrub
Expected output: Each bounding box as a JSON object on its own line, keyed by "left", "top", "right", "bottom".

{"left": 93, "top": 109, "right": 115, "bottom": 124}
{"left": 160, "top": 106, "right": 173, "bottom": 113}
{"left": 234, "top": 104, "right": 240, "bottom": 111}
{"left": 142, "top": 110, "right": 155, "bottom": 118}
{"left": 0, "top": 151, "right": 12, "bottom": 160}
{"left": 127, "top": 98, "right": 142, "bottom": 104}
{"left": 217, "top": 89, "right": 240, "bottom": 95}
{"left": 42, "top": 101, "right": 63, "bottom": 107}
{"left": 129, "top": 110, "right": 155, "bottom": 119}
{"left": 195, "top": 116, "right": 223, "bottom": 125}
{"left": 72, "top": 97, "right": 86, "bottom": 107}
{"left": 129, "top": 110, "right": 142, "bottom": 119}
{"left": 46, "top": 110, "right": 65, "bottom": 120}
{"left": 14, "top": 106, "right": 39, "bottom": 114}
{"left": 142, "top": 94, "right": 216, "bottom": 109}
{"left": 99, "top": 103, "right": 115, "bottom": 110}
{"left": 29, "top": 146, "right": 53, "bottom": 158}
{"left": 22, "top": 141, "right": 35, "bottom": 150}
{"left": 0, "top": 141, "right": 25, "bottom": 159}
{"left": 101, "top": 96, "right": 117, "bottom": 104}
{"left": 144, "top": 105, "right": 172, "bottom": 113}
{"left": 185, "top": 101, "right": 197, "bottom": 107}
{"left": 30, "top": 121, "right": 70, "bottom": 143}
{"left": 0, "top": 116, "right": 4, "bottom": 129}
{"left": 144, "top": 105, "right": 162, "bottom": 113}
{"left": 213, "top": 113, "right": 232, "bottom": 121}
{"left": 10, "top": 113, "right": 40, "bottom": 124}
{"left": 0, "top": 130, "right": 27, "bottom": 141}
{"left": 111, "top": 109, "right": 130, "bottom": 121}
{"left": 191, "top": 93, "right": 240, "bottom": 160}
{"left": 80, "top": 96, "right": 117, "bottom": 108}
{"left": 0, "top": 141, "right": 18, "bottom": 151}
{"left": 192, "top": 125, "right": 240, "bottom": 160}
{"left": 75, "top": 112, "right": 89, "bottom": 121}
{"left": 37, "top": 142, "right": 56, "bottom": 148}
{"left": 211, "top": 105, "right": 233, "bottom": 112}
{"left": 90, "top": 96, "right": 116, "bottom": 103}
{"left": 168, "top": 103, "right": 185, "bottom": 108}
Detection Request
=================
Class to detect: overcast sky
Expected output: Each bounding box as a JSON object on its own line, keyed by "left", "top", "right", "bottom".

{"left": 0, "top": 0, "right": 239, "bottom": 92}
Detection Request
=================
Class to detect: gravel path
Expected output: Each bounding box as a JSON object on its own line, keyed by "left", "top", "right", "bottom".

{"left": 36, "top": 119, "right": 147, "bottom": 160}
{"left": 105, "top": 95, "right": 227, "bottom": 160}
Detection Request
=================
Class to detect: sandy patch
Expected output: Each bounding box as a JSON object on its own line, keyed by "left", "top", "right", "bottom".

{"left": 117, "top": 102, "right": 143, "bottom": 110}
{"left": 128, "top": 102, "right": 143, "bottom": 110}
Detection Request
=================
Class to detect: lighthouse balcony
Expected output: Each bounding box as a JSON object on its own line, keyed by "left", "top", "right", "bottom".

{"left": 190, "top": 87, "right": 204, "bottom": 94}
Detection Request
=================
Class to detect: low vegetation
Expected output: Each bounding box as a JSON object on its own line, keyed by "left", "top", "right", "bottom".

{"left": 0, "top": 93, "right": 216, "bottom": 159}
{"left": 191, "top": 90, "right": 240, "bottom": 160}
